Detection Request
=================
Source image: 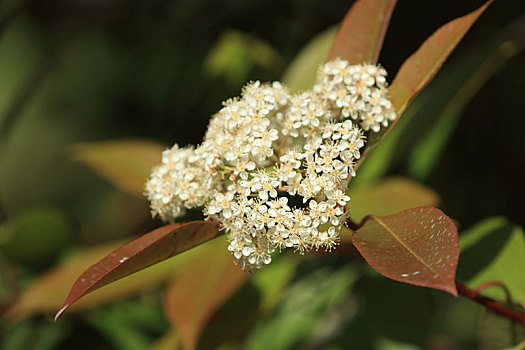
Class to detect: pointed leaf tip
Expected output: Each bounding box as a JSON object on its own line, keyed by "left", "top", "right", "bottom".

{"left": 390, "top": 0, "right": 494, "bottom": 116}
{"left": 54, "top": 306, "right": 66, "bottom": 321}
{"left": 360, "top": 0, "right": 493, "bottom": 162}
{"left": 55, "top": 221, "right": 222, "bottom": 319}
{"left": 352, "top": 207, "right": 459, "bottom": 295}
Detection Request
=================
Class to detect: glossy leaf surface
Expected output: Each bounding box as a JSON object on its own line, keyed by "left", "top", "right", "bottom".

{"left": 352, "top": 207, "right": 459, "bottom": 295}
{"left": 5, "top": 236, "right": 230, "bottom": 323}
{"left": 328, "top": 0, "right": 397, "bottom": 64}
{"left": 55, "top": 221, "right": 222, "bottom": 320}
{"left": 6, "top": 241, "right": 122, "bottom": 322}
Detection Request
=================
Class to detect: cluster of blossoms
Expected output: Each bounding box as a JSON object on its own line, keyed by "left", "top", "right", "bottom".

{"left": 145, "top": 59, "right": 396, "bottom": 270}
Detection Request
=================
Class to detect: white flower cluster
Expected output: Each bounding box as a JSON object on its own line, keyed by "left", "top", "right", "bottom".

{"left": 145, "top": 58, "right": 396, "bottom": 270}
{"left": 315, "top": 59, "right": 396, "bottom": 132}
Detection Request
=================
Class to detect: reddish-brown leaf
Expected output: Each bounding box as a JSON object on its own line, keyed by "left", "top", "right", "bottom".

{"left": 390, "top": 1, "right": 492, "bottom": 116}
{"left": 55, "top": 221, "right": 222, "bottom": 320}
{"left": 5, "top": 239, "right": 203, "bottom": 323}
{"left": 328, "top": 0, "right": 397, "bottom": 64}
{"left": 360, "top": 1, "right": 493, "bottom": 162}
{"left": 352, "top": 207, "right": 459, "bottom": 295}
{"left": 6, "top": 241, "right": 124, "bottom": 322}
{"left": 163, "top": 246, "right": 249, "bottom": 350}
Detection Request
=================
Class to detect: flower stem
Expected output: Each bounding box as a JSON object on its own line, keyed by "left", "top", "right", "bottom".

{"left": 345, "top": 216, "right": 372, "bottom": 231}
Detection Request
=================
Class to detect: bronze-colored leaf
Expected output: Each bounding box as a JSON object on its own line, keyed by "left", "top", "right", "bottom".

{"left": 163, "top": 247, "right": 249, "bottom": 350}
{"left": 54, "top": 221, "right": 222, "bottom": 320}
{"left": 390, "top": 1, "right": 493, "bottom": 116}
{"left": 328, "top": 0, "right": 397, "bottom": 64}
{"left": 352, "top": 207, "right": 459, "bottom": 295}
{"left": 361, "top": 1, "right": 493, "bottom": 161}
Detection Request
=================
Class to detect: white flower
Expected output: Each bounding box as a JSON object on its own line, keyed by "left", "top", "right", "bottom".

{"left": 145, "top": 59, "right": 396, "bottom": 270}
{"left": 327, "top": 189, "right": 351, "bottom": 206}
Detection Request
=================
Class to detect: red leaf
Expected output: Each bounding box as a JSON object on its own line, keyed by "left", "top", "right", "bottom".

{"left": 328, "top": 0, "right": 397, "bottom": 64}
{"left": 360, "top": 1, "right": 493, "bottom": 162}
{"left": 55, "top": 221, "right": 222, "bottom": 320}
{"left": 163, "top": 246, "right": 249, "bottom": 349}
{"left": 352, "top": 207, "right": 459, "bottom": 295}
{"left": 390, "top": 1, "right": 493, "bottom": 116}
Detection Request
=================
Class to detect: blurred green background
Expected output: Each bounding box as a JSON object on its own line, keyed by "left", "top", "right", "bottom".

{"left": 0, "top": 0, "right": 524, "bottom": 349}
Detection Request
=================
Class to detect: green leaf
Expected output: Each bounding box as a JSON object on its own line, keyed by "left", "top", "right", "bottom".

{"left": 374, "top": 337, "right": 420, "bottom": 350}
{"left": 70, "top": 139, "right": 166, "bottom": 198}
{"left": 149, "top": 331, "right": 181, "bottom": 350}
{"left": 407, "top": 41, "right": 518, "bottom": 181}
{"left": 337, "top": 275, "right": 434, "bottom": 348}
{"left": 355, "top": 31, "right": 519, "bottom": 184}
{"left": 197, "top": 283, "right": 261, "bottom": 350}
{"left": 0, "top": 320, "right": 69, "bottom": 350}
{"left": 282, "top": 27, "right": 336, "bottom": 92}
{"left": 501, "top": 340, "right": 525, "bottom": 350}
{"left": 353, "top": 34, "right": 513, "bottom": 184}
{"left": 361, "top": 1, "right": 493, "bottom": 162}
{"left": 350, "top": 96, "right": 426, "bottom": 186}
{"left": 352, "top": 207, "right": 459, "bottom": 295}
{"left": 347, "top": 176, "right": 440, "bottom": 223}
{"left": 203, "top": 30, "right": 283, "bottom": 88}
{"left": 246, "top": 264, "right": 359, "bottom": 350}
{"left": 53, "top": 221, "right": 222, "bottom": 320}
{"left": 86, "top": 298, "right": 167, "bottom": 350}
{"left": 478, "top": 308, "right": 525, "bottom": 350}
{"left": 458, "top": 217, "right": 525, "bottom": 307}
{"left": 0, "top": 206, "right": 72, "bottom": 268}
{"left": 0, "top": 17, "right": 45, "bottom": 129}
{"left": 251, "top": 254, "right": 298, "bottom": 313}
{"left": 328, "top": 0, "right": 397, "bottom": 64}
{"left": 162, "top": 245, "right": 249, "bottom": 350}
{"left": 88, "top": 317, "right": 149, "bottom": 350}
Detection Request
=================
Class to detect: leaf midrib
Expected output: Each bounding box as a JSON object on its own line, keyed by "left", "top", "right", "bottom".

{"left": 374, "top": 217, "right": 444, "bottom": 280}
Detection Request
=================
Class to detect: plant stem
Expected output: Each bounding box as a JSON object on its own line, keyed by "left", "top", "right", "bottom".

{"left": 346, "top": 218, "right": 361, "bottom": 231}
{"left": 345, "top": 216, "right": 372, "bottom": 231}
{"left": 456, "top": 282, "right": 525, "bottom": 325}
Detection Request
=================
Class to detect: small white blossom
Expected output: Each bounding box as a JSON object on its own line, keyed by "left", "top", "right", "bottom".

{"left": 145, "top": 59, "right": 395, "bottom": 270}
